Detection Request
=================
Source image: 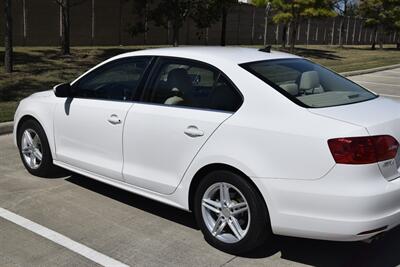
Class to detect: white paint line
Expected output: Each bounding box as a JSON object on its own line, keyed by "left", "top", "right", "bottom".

{"left": 0, "top": 207, "right": 129, "bottom": 267}
{"left": 351, "top": 80, "right": 400, "bottom": 87}
{"left": 380, "top": 94, "right": 400, "bottom": 98}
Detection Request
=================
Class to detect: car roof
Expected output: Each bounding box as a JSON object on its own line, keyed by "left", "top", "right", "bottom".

{"left": 113, "top": 46, "right": 300, "bottom": 65}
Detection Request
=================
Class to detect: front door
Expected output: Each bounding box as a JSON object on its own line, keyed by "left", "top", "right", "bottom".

{"left": 54, "top": 56, "right": 152, "bottom": 180}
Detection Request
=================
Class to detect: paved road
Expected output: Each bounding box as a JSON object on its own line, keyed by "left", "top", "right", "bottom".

{"left": 348, "top": 67, "right": 400, "bottom": 98}
{"left": 1, "top": 68, "right": 400, "bottom": 267}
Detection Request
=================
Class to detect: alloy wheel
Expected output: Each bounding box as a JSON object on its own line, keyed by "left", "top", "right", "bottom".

{"left": 201, "top": 182, "right": 250, "bottom": 243}
{"left": 21, "top": 129, "right": 43, "bottom": 169}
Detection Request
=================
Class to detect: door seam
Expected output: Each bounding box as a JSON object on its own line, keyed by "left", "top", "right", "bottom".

{"left": 168, "top": 113, "right": 236, "bottom": 195}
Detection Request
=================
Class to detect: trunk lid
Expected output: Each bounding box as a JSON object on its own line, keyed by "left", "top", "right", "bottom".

{"left": 309, "top": 96, "right": 400, "bottom": 181}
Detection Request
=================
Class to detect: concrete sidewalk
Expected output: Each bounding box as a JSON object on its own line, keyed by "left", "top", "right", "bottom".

{"left": 0, "top": 121, "right": 13, "bottom": 135}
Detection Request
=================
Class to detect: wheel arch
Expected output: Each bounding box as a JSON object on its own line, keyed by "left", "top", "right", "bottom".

{"left": 188, "top": 163, "right": 270, "bottom": 215}
{"left": 16, "top": 115, "right": 40, "bottom": 140}
{"left": 15, "top": 114, "right": 54, "bottom": 158}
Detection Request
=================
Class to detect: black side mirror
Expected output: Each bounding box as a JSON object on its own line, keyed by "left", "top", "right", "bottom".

{"left": 54, "top": 83, "right": 73, "bottom": 97}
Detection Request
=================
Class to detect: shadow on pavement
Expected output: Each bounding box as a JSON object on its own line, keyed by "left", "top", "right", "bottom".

{"left": 244, "top": 232, "right": 400, "bottom": 267}
{"left": 66, "top": 174, "right": 198, "bottom": 230}
{"left": 292, "top": 48, "right": 343, "bottom": 60}
{"left": 65, "top": 173, "right": 400, "bottom": 267}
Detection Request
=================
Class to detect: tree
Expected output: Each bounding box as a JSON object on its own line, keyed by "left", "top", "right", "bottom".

{"left": 128, "top": 0, "right": 238, "bottom": 47}
{"left": 252, "top": 0, "right": 272, "bottom": 46}
{"left": 190, "top": 0, "right": 220, "bottom": 44}
{"left": 127, "top": 0, "right": 151, "bottom": 44}
{"left": 4, "top": 0, "right": 13, "bottom": 73}
{"left": 149, "top": 0, "right": 192, "bottom": 46}
{"left": 333, "top": 0, "right": 358, "bottom": 47}
{"left": 54, "top": 0, "right": 87, "bottom": 55}
{"left": 189, "top": 0, "right": 237, "bottom": 46}
{"left": 359, "top": 0, "right": 400, "bottom": 49}
{"left": 216, "top": 0, "right": 237, "bottom": 46}
{"left": 271, "top": 0, "right": 336, "bottom": 52}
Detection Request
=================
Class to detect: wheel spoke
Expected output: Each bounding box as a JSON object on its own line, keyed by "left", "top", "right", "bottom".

{"left": 230, "top": 202, "right": 248, "bottom": 216}
{"left": 23, "top": 131, "right": 33, "bottom": 146}
{"left": 29, "top": 153, "right": 36, "bottom": 168}
{"left": 212, "top": 216, "right": 227, "bottom": 236}
{"left": 202, "top": 199, "right": 221, "bottom": 214}
{"left": 228, "top": 216, "right": 244, "bottom": 241}
{"left": 21, "top": 147, "right": 30, "bottom": 156}
{"left": 33, "top": 149, "right": 42, "bottom": 161}
{"left": 219, "top": 183, "right": 231, "bottom": 204}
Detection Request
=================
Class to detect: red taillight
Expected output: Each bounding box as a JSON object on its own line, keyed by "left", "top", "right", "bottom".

{"left": 328, "top": 135, "right": 399, "bottom": 164}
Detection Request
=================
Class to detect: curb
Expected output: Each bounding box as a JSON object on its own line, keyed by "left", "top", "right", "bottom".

{"left": 0, "top": 64, "right": 399, "bottom": 136}
{"left": 0, "top": 121, "right": 13, "bottom": 136}
{"left": 340, "top": 63, "right": 400, "bottom": 77}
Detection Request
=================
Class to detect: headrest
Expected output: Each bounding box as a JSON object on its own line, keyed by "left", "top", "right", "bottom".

{"left": 299, "top": 71, "right": 320, "bottom": 91}
{"left": 167, "top": 68, "right": 192, "bottom": 94}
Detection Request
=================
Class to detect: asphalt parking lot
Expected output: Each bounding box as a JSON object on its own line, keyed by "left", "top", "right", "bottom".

{"left": 1, "top": 68, "right": 400, "bottom": 267}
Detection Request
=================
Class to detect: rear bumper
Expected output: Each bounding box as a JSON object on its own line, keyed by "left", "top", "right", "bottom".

{"left": 255, "top": 164, "right": 400, "bottom": 241}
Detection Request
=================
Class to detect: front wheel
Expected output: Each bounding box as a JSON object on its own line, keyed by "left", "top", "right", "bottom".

{"left": 193, "top": 170, "right": 272, "bottom": 254}
{"left": 17, "top": 119, "right": 58, "bottom": 177}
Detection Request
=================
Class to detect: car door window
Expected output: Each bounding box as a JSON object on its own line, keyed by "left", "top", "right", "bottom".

{"left": 149, "top": 59, "right": 242, "bottom": 112}
{"left": 73, "top": 57, "right": 151, "bottom": 101}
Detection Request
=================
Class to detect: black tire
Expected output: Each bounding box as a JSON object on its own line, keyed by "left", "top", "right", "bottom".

{"left": 17, "top": 119, "right": 58, "bottom": 177}
{"left": 193, "top": 170, "right": 273, "bottom": 254}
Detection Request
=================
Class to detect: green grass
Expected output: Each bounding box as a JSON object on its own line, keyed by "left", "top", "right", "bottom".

{"left": 1, "top": 44, "right": 399, "bottom": 122}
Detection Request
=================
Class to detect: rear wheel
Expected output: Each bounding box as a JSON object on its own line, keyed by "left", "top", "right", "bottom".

{"left": 17, "top": 119, "right": 58, "bottom": 177}
{"left": 193, "top": 170, "right": 272, "bottom": 254}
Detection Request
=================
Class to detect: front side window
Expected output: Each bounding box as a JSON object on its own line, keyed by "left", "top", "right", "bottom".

{"left": 148, "top": 60, "right": 242, "bottom": 112}
{"left": 72, "top": 57, "right": 151, "bottom": 101}
{"left": 241, "top": 59, "right": 377, "bottom": 108}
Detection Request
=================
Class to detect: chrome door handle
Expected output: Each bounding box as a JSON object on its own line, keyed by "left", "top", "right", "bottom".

{"left": 184, "top": 125, "right": 204, "bottom": 137}
{"left": 107, "top": 114, "right": 121, "bottom": 125}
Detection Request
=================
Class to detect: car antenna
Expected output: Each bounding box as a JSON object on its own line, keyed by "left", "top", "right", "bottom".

{"left": 259, "top": 45, "right": 272, "bottom": 53}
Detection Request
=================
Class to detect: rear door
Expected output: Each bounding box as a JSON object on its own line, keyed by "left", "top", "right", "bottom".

{"left": 122, "top": 58, "right": 243, "bottom": 194}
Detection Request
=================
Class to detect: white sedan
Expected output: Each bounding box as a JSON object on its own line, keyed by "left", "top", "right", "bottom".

{"left": 13, "top": 47, "right": 400, "bottom": 254}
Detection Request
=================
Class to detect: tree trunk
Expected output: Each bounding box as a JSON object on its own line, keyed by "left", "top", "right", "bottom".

{"left": 172, "top": 24, "right": 179, "bottom": 47}
{"left": 4, "top": 0, "right": 13, "bottom": 73}
{"left": 290, "top": 21, "right": 297, "bottom": 53}
{"left": 61, "top": 0, "right": 70, "bottom": 55}
{"left": 281, "top": 24, "right": 287, "bottom": 48}
{"left": 220, "top": 6, "right": 227, "bottom": 46}
{"left": 378, "top": 25, "right": 383, "bottom": 49}
{"left": 338, "top": 18, "right": 344, "bottom": 48}
{"left": 371, "top": 27, "right": 377, "bottom": 50}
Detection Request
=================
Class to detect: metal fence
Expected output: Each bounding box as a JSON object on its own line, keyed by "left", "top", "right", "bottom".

{"left": 0, "top": 0, "right": 398, "bottom": 46}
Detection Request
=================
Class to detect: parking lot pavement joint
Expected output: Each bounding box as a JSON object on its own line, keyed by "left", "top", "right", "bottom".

{"left": 219, "top": 256, "right": 237, "bottom": 267}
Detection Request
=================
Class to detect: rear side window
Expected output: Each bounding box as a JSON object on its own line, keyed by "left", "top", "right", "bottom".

{"left": 148, "top": 59, "right": 242, "bottom": 112}
{"left": 73, "top": 57, "right": 151, "bottom": 101}
{"left": 241, "top": 59, "right": 377, "bottom": 108}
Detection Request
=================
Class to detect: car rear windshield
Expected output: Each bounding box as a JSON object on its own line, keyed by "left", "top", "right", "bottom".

{"left": 240, "top": 58, "right": 377, "bottom": 108}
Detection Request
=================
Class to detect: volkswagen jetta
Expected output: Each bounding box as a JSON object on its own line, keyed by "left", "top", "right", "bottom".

{"left": 14, "top": 47, "right": 400, "bottom": 254}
